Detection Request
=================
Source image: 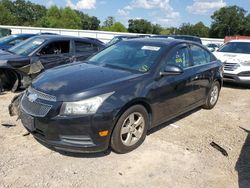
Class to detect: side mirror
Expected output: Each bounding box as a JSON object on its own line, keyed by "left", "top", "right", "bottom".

{"left": 160, "top": 65, "right": 183, "bottom": 76}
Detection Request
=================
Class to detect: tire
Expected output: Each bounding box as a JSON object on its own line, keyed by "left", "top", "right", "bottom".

{"left": 202, "top": 81, "right": 221, "bottom": 109}
{"left": 111, "top": 105, "right": 149, "bottom": 154}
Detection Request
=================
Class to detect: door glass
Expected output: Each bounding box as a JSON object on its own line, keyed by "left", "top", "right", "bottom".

{"left": 165, "top": 47, "right": 190, "bottom": 69}
{"left": 40, "top": 41, "right": 70, "bottom": 55}
{"left": 190, "top": 45, "right": 208, "bottom": 65}
{"left": 75, "top": 41, "right": 96, "bottom": 53}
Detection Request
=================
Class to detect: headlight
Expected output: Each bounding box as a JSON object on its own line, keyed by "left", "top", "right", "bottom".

{"left": 241, "top": 61, "right": 250, "bottom": 66}
{"left": 60, "top": 92, "right": 114, "bottom": 115}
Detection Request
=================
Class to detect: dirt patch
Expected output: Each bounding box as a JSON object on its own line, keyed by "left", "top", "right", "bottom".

{"left": 0, "top": 84, "right": 249, "bottom": 188}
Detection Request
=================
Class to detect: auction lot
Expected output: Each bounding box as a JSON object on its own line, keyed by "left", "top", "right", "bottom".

{"left": 0, "top": 83, "right": 249, "bottom": 188}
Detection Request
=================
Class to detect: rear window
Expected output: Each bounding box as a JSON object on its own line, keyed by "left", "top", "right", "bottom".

{"left": 218, "top": 42, "right": 250, "bottom": 54}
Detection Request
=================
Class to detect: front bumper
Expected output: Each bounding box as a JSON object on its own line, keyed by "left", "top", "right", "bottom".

{"left": 20, "top": 109, "right": 114, "bottom": 153}
{"left": 223, "top": 72, "right": 250, "bottom": 84}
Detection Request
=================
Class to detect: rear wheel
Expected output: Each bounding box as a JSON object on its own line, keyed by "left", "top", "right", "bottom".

{"left": 111, "top": 105, "right": 149, "bottom": 154}
{"left": 202, "top": 81, "right": 220, "bottom": 109}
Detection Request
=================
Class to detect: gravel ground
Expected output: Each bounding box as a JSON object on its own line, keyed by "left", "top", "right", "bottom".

{"left": 0, "top": 83, "right": 249, "bottom": 188}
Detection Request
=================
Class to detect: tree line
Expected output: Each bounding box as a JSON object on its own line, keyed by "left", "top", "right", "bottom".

{"left": 0, "top": 0, "right": 249, "bottom": 38}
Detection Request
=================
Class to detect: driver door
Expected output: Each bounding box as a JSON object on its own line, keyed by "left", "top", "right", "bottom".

{"left": 151, "top": 44, "right": 196, "bottom": 125}
{"left": 37, "top": 40, "right": 71, "bottom": 70}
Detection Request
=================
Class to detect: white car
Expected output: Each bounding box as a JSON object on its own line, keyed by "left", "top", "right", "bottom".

{"left": 213, "top": 40, "right": 250, "bottom": 84}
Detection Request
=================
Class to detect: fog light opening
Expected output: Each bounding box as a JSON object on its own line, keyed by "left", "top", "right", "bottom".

{"left": 99, "top": 130, "right": 109, "bottom": 137}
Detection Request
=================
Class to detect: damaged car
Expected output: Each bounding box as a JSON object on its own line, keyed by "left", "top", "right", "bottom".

{"left": 19, "top": 38, "right": 223, "bottom": 153}
{"left": 0, "top": 35, "right": 105, "bottom": 92}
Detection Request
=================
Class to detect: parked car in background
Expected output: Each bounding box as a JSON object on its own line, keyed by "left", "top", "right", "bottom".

{"left": 0, "top": 34, "right": 36, "bottom": 50}
{"left": 151, "top": 35, "right": 202, "bottom": 44}
{"left": 213, "top": 40, "right": 250, "bottom": 84}
{"left": 206, "top": 43, "right": 220, "bottom": 52}
{"left": 0, "top": 35, "right": 105, "bottom": 91}
{"left": 0, "top": 28, "right": 11, "bottom": 38}
{"left": 106, "top": 35, "right": 150, "bottom": 46}
{"left": 19, "top": 38, "right": 223, "bottom": 154}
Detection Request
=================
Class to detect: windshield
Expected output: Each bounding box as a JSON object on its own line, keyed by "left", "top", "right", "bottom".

{"left": 88, "top": 42, "right": 163, "bottom": 73}
{"left": 9, "top": 37, "right": 45, "bottom": 56}
{"left": 218, "top": 42, "right": 250, "bottom": 54}
{"left": 0, "top": 35, "right": 15, "bottom": 44}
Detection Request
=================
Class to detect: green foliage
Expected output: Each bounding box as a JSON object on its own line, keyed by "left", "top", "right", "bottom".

{"left": 75, "top": 10, "right": 100, "bottom": 30}
{"left": 1, "top": 0, "right": 47, "bottom": 26}
{"left": 210, "top": 6, "right": 247, "bottom": 38}
{"left": 152, "top": 24, "right": 162, "bottom": 34}
{"left": 103, "top": 16, "right": 115, "bottom": 28}
{"left": 243, "top": 14, "right": 250, "bottom": 35}
{"left": 102, "top": 22, "right": 127, "bottom": 32}
{"left": 128, "top": 19, "right": 153, "bottom": 34}
{"left": 0, "top": 3, "right": 16, "bottom": 25}
{"left": 0, "top": 0, "right": 100, "bottom": 30}
{"left": 177, "top": 22, "right": 209, "bottom": 37}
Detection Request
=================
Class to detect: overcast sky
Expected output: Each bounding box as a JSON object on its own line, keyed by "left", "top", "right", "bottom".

{"left": 30, "top": 0, "right": 250, "bottom": 27}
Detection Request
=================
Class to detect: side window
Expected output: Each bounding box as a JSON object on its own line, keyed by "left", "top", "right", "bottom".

{"left": 40, "top": 41, "right": 70, "bottom": 55}
{"left": 75, "top": 41, "right": 97, "bottom": 53}
{"left": 190, "top": 45, "right": 209, "bottom": 65}
{"left": 165, "top": 47, "right": 190, "bottom": 69}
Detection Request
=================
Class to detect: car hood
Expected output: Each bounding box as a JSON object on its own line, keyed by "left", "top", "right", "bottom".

{"left": 213, "top": 52, "right": 250, "bottom": 63}
{"left": 32, "top": 62, "right": 141, "bottom": 101}
{"left": 0, "top": 51, "right": 30, "bottom": 69}
{"left": 0, "top": 50, "right": 24, "bottom": 60}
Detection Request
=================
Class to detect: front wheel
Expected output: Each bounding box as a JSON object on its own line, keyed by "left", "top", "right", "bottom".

{"left": 202, "top": 81, "right": 221, "bottom": 109}
{"left": 111, "top": 105, "right": 149, "bottom": 154}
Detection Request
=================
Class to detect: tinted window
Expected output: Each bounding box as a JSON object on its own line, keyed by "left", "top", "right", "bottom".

{"left": 218, "top": 42, "right": 250, "bottom": 54}
{"left": 88, "top": 42, "right": 163, "bottom": 73}
{"left": 40, "top": 41, "right": 70, "bottom": 55}
{"left": 75, "top": 41, "right": 96, "bottom": 53}
{"left": 190, "top": 45, "right": 208, "bottom": 65}
{"left": 165, "top": 47, "right": 191, "bottom": 69}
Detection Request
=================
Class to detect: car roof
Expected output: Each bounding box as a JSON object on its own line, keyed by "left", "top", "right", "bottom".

{"left": 12, "top": 33, "right": 36, "bottom": 37}
{"left": 229, "top": 40, "right": 250, "bottom": 43}
{"left": 121, "top": 37, "right": 189, "bottom": 46}
{"left": 29, "top": 35, "right": 104, "bottom": 45}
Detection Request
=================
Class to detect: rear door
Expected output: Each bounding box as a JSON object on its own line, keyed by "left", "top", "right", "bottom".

{"left": 73, "top": 40, "right": 100, "bottom": 61}
{"left": 151, "top": 44, "right": 196, "bottom": 125}
{"left": 189, "top": 44, "right": 217, "bottom": 102}
{"left": 37, "top": 40, "right": 72, "bottom": 70}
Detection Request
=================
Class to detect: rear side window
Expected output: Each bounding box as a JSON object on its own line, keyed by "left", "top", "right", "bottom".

{"left": 165, "top": 47, "right": 191, "bottom": 69}
{"left": 190, "top": 45, "right": 209, "bottom": 65}
{"left": 75, "top": 41, "right": 97, "bottom": 53}
{"left": 40, "top": 41, "right": 70, "bottom": 55}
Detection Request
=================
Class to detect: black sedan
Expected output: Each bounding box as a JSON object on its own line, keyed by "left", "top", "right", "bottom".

{"left": 0, "top": 35, "right": 105, "bottom": 91}
{"left": 20, "top": 38, "right": 223, "bottom": 153}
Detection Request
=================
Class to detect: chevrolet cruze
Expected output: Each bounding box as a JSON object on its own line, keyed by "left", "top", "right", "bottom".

{"left": 20, "top": 38, "right": 223, "bottom": 153}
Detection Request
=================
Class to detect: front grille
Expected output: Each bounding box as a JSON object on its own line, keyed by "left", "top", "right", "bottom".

{"left": 21, "top": 94, "right": 52, "bottom": 117}
{"left": 224, "top": 63, "right": 239, "bottom": 71}
{"left": 28, "top": 87, "right": 56, "bottom": 102}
